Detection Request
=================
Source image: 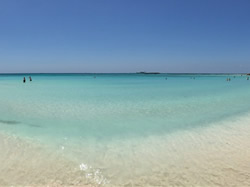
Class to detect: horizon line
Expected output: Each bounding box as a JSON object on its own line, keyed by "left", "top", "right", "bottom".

{"left": 0, "top": 72, "right": 249, "bottom": 75}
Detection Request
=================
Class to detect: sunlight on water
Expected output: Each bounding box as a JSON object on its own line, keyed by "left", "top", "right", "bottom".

{"left": 79, "top": 163, "right": 110, "bottom": 185}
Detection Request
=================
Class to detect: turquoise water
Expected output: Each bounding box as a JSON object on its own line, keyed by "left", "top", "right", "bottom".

{"left": 1, "top": 73, "right": 250, "bottom": 185}
{"left": 1, "top": 74, "right": 250, "bottom": 139}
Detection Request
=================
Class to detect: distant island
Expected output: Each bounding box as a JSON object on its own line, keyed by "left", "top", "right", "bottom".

{"left": 136, "top": 72, "right": 160, "bottom": 74}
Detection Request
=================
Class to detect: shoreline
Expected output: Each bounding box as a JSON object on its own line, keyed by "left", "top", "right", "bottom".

{"left": 1, "top": 112, "right": 250, "bottom": 186}
{"left": 0, "top": 132, "right": 93, "bottom": 186}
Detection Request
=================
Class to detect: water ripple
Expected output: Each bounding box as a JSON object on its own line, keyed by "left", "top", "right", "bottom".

{"left": 79, "top": 163, "right": 110, "bottom": 186}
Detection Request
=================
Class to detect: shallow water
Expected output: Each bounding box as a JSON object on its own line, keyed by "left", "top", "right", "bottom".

{"left": 0, "top": 74, "right": 250, "bottom": 186}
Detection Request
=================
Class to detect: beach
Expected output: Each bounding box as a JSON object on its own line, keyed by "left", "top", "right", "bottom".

{"left": 0, "top": 74, "right": 250, "bottom": 186}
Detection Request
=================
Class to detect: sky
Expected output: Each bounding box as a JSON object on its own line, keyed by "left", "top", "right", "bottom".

{"left": 0, "top": 0, "right": 250, "bottom": 73}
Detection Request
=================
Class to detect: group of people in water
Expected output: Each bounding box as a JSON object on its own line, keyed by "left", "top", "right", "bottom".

{"left": 164, "top": 76, "right": 248, "bottom": 81}
{"left": 226, "top": 76, "right": 249, "bottom": 81}
{"left": 23, "top": 76, "right": 32, "bottom": 83}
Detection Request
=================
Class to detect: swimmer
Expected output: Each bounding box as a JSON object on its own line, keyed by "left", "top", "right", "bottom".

{"left": 23, "top": 77, "right": 26, "bottom": 83}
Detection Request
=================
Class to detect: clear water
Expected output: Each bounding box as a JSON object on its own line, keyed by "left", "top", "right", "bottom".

{"left": 1, "top": 73, "right": 250, "bottom": 186}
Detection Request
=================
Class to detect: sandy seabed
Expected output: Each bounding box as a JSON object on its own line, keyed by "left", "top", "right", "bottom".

{"left": 1, "top": 113, "right": 250, "bottom": 187}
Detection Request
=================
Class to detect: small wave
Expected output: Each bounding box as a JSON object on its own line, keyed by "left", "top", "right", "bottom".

{"left": 79, "top": 163, "right": 110, "bottom": 186}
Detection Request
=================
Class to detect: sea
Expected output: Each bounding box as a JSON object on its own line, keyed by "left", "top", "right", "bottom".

{"left": 0, "top": 73, "right": 250, "bottom": 186}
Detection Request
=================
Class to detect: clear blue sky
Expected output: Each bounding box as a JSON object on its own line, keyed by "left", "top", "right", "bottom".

{"left": 0, "top": 0, "right": 249, "bottom": 73}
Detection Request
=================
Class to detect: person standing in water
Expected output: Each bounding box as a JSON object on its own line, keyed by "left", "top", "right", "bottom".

{"left": 23, "top": 77, "right": 26, "bottom": 83}
{"left": 29, "top": 76, "right": 32, "bottom": 81}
